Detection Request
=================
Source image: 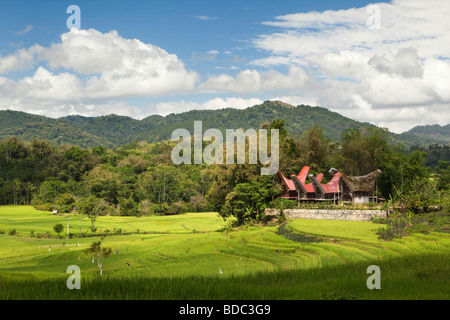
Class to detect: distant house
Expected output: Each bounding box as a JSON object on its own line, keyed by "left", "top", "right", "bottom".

{"left": 276, "top": 167, "right": 382, "bottom": 204}
{"left": 331, "top": 168, "right": 382, "bottom": 204}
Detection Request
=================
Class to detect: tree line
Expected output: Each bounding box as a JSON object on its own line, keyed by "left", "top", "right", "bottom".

{"left": 0, "top": 120, "right": 448, "bottom": 225}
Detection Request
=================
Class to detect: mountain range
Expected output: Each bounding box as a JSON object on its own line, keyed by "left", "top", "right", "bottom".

{"left": 0, "top": 101, "right": 448, "bottom": 149}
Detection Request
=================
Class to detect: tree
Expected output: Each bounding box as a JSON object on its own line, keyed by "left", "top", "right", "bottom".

{"left": 53, "top": 223, "right": 64, "bottom": 238}
{"left": 118, "top": 197, "right": 137, "bottom": 216}
{"left": 2, "top": 137, "right": 29, "bottom": 163}
{"left": 206, "top": 163, "right": 260, "bottom": 215}
{"left": 436, "top": 161, "right": 450, "bottom": 191}
{"left": 83, "top": 166, "right": 120, "bottom": 204}
{"left": 337, "top": 127, "right": 398, "bottom": 198}
{"left": 84, "top": 238, "right": 112, "bottom": 276}
{"left": 31, "top": 139, "right": 52, "bottom": 161}
{"left": 189, "top": 193, "right": 208, "bottom": 212}
{"left": 222, "top": 176, "right": 278, "bottom": 224}
{"left": 267, "top": 119, "right": 302, "bottom": 174}
{"left": 268, "top": 119, "right": 289, "bottom": 141}
{"left": 298, "top": 126, "right": 332, "bottom": 174}
{"left": 338, "top": 127, "right": 391, "bottom": 176}
{"left": 23, "top": 182, "right": 35, "bottom": 205}
{"left": 12, "top": 178, "right": 21, "bottom": 205}
{"left": 77, "top": 197, "right": 110, "bottom": 236}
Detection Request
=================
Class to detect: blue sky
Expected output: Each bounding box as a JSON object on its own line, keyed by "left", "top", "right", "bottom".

{"left": 0, "top": 0, "right": 449, "bottom": 133}
{"left": 0, "top": 0, "right": 379, "bottom": 73}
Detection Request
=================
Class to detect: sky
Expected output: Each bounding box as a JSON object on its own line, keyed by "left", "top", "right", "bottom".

{"left": 0, "top": 0, "right": 449, "bottom": 133}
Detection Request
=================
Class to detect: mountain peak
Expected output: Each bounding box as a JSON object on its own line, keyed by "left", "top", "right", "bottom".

{"left": 262, "top": 100, "right": 296, "bottom": 109}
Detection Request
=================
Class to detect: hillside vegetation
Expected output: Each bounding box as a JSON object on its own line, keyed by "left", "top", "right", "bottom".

{"left": 0, "top": 117, "right": 449, "bottom": 224}
{"left": 2, "top": 101, "right": 448, "bottom": 148}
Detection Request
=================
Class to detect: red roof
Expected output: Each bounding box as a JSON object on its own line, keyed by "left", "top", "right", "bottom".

{"left": 278, "top": 170, "right": 296, "bottom": 191}
{"left": 296, "top": 166, "right": 310, "bottom": 183}
{"left": 278, "top": 167, "right": 341, "bottom": 194}
{"left": 321, "top": 172, "right": 341, "bottom": 193}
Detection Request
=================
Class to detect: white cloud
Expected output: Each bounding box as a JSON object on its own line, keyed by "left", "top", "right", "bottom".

{"left": 269, "top": 95, "right": 319, "bottom": 107}
{"left": 369, "top": 48, "right": 424, "bottom": 78}
{"left": 199, "top": 65, "right": 310, "bottom": 94}
{"left": 14, "top": 25, "right": 33, "bottom": 36}
{"left": 249, "top": 0, "right": 450, "bottom": 132}
{"left": 4, "top": 100, "right": 145, "bottom": 120}
{"left": 148, "top": 97, "right": 263, "bottom": 116}
{"left": 0, "top": 29, "right": 201, "bottom": 119}
{"left": 41, "top": 29, "right": 198, "bottom": 98}
{"left": 256, "top": 0, "right": 450, "bottom": 59}
{"left": 0, "top": 44, "right": 43, "bottom": 74}
{"left": 215, "top": 66, "right": 239, "bottom": 70}
{"left": 0, "top": 29, "right": 198, "bottom": 104}
{"left": 249, "top": 56, "right": 302, "bottom": 67}
{"left": 192, "top": 16, "right": 220, "bottom": 21}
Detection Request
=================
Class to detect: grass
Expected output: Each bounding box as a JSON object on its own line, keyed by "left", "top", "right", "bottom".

{"left": 0, "top": 206, "right": 227, "bottom": 236}
{"left": 0, "top": 205, "right": 449, "bottom": 300}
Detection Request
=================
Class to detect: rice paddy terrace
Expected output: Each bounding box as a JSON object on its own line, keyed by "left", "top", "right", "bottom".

{"left": 0, "top": 206, "right": 449, "bottom": 300}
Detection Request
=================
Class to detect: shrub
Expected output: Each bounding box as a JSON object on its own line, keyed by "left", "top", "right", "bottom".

{"left": 53, "top": 223, "right": 64, "bottom": 238}
{"left": 269, "top": 198, "right": 297, "bottom": 210}
{"left": 371, "top": 216, "right": 388, "bottom": 224}
{"left": 152, "top": 203, "right": 169, "bottom": 216}
{"left": 118, "top": 197, "right": 138, "bottom": 216}
{"left": 34, "top": 203, "right": 52, "bottom": 211}
{"left": 189, "top": 193, "right": 210, "bottom": 212}
{"left": 278, "top": 209, "right": 287, "bottom": 224}
{"left": 137, "top": 200, "right": 154, "bottom": 216}
{"left": 168, "top": 201, "right": 186, "bottom": 215}
{"left": 276, "top": 223, "right": 323, "bottom": 243}
{"left": 376, "top": 213, "right": 410, "bottom": 240}
{"left": 8, "top": 229, "right": 17, "bottom": 236}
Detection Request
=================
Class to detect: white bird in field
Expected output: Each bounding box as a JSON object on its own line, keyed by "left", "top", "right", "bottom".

{"left": 219, "top": 268, "right": 222, "bottom": 274}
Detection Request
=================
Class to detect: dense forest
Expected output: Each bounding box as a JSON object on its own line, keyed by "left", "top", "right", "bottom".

{"left": 0, "top": 117, "right": 448, "bottom": 227}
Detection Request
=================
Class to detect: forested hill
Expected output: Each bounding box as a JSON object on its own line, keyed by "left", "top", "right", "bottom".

{"left": 399, "top": 124, "right": 450, "bottom": 146}
{"left": 0, "top": 101, "right": 448, "bottom": 148}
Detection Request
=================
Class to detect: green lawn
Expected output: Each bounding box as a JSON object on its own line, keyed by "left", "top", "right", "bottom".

{"left": 0, "top": 206, "right": 449, "bottom": 300}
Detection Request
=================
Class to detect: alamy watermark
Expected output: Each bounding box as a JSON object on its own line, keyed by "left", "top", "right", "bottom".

{"left": 366, "top": 265, "right": 381, "bottom": 290}
{"left": 66, "top": 265, "right": 81, "bottom": 290}
{"left": 171, "top": 121, "right": 279, "bottom": 175}
{"left": 67, "top": 5, "right": 81, "bottom": 30}
{"left": 367, "top": 5, "right": 381, "bottom": 30}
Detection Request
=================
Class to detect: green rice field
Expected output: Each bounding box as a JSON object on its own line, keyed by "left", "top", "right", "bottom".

{"left": 0, "top": 206, "right": 449, "bottom": 300}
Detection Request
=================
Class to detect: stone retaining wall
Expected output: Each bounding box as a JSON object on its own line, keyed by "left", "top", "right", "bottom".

{"left": 265, "top": 208, "right": 388, "bottom": 222}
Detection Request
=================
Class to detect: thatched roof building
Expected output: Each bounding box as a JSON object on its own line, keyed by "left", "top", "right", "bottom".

{"left": 330, "top": 168, "right": 382, "bottom": 203}
{"left": 277, "top": 167, "right": 382, "bottom": 204}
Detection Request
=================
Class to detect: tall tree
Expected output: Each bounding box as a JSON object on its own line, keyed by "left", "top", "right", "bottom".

{"left": 84, "top": 238, "right": 112, "bottom": 276}
{"left": 298, "top": 126, "right": 333, "bottom": 174}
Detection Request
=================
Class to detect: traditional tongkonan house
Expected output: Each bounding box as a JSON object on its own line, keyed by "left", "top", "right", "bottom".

{"left": 277, "top": 166, "right": 320, "bottom": 202}
{"left": 276, "top": 166, "right": 382, "bottom": 204}
{"left": 329, "top": 168, "right": 382, "bottom": 204}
